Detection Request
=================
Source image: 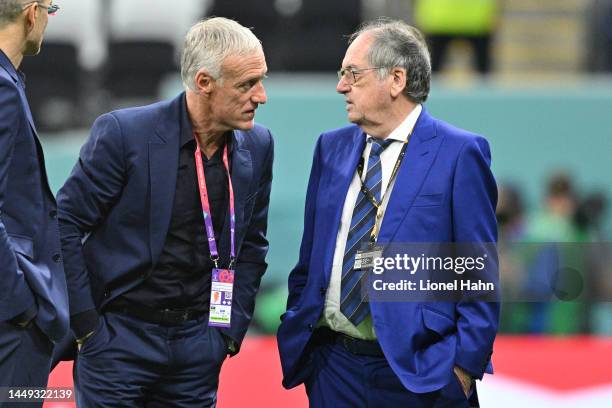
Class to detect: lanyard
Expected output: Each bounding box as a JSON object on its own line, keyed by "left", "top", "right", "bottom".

{"left": 357, "top": 138, "right": 410, "bottom": 243}
{"left": 194, "top": 134, "right": 236, "bottom": 269}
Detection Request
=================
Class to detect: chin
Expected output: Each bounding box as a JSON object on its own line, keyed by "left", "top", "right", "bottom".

{"left": 235, "top": 120, "right": 255, "bottom": 131}
{"left": 347, "top": 113, "right": 362, "bottom": 125}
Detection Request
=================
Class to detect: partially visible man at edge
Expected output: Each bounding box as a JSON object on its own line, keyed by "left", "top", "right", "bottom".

{"left": 0, "top": 1, "right": 68, "bottom": 406}
{"left": 57, "top": 17, "right": 273, "bottom": 407}
{"left": 278, "top": 18, "right": 498, "bottom": 408}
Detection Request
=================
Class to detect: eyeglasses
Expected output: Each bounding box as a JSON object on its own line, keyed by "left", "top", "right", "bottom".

{"left": 337, "top": 66, "right": 385, "bottom": 85}
{"left": 22, "top": 1, "right": 60, "bottom": 16}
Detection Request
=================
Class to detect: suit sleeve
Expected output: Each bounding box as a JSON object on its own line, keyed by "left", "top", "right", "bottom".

{"left": 0, "top": 80, "right": 36, "bottom": 319}
{"left": 57, "top": 113, "right": 126, "bottom": 338}
{"left": 221, "top": 130, "right": 274, "bottom": 349}
{"left": 283, "top": 136, "right": 323, "bottom": 313}
{"left": 451, "top": 136, "right": 500, "bottom": 379}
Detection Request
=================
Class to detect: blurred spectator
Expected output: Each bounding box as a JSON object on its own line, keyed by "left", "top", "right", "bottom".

{"left": 414, "top": 0, "right": 498, "bottom": 74}
{"left": 529, "top": 172, "right": 577, "bottom": 242}
{"left": 574, "top": 193, "right": 608, "bottom": 240}
{"left": 525, "top": 173, "right": 587, "bottom": 334}
{"left": 574, "top": 193, "right": 612, "bottom": 334}
{"left": 585, "top": 0, "right": 612, "bottom": 72}
{"left": 496, "top": 184, "right": 531, "bottom": 333}
{"left": 497, "top": 184, "right": 526, "bottom": 241}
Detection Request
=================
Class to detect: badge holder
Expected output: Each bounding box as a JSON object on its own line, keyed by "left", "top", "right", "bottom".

{"left": 194, "top": 134, "right": 237, "bottom": 329}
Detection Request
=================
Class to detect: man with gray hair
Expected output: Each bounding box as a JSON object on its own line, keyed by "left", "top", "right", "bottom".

{"left": 278, "top": 18, "right": 498, "bottom": 407}
{"left": 1, "top": 1, "right": 68, "bottom": 404}
{"left": 57, "top": 17, "right": 272, "bottom": 407}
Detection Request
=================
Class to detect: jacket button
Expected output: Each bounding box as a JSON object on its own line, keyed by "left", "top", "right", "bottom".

{"left": 104, "top": 290, "right": 110, "bottom": 298}
{"left": 320, "top": 287, "right": 326, "bottom": 296}
{"left": 49, "top": 210, "right": 57, "bottom": 219}
{"left": 52, "top": 254, "right": 61, "bottom": 262}
{"left": 308, "top": 323, "right": 313, "bottom": 332}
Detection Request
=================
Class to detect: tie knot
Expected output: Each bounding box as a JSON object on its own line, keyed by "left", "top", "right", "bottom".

{"left": 369, "top": 138, "right": 393, "bottom": 157}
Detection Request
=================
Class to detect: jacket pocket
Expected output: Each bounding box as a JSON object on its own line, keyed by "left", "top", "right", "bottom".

{"left": 421, "top": 306, "right": 455, "bottom": 337}
{"left": 8, "top": 234, "right": 34, "bottom": 260}
{"left": 413, "top": 193, "right": 443, "bottom": 207}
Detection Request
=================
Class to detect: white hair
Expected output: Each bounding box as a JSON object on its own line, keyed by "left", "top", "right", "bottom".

{"left": 349, "top": 18, "right": 432, "bottom": 103}
{"left": 180, "top": 17, "right": 262, "bottom": 91}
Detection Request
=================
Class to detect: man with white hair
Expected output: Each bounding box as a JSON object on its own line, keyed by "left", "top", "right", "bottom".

{"left": 0, "top": 1, "right": 68, "bottom": 404}
{"left": 58, "top": 17, "right": 272, "bottom": 407}
{"left": 278, "top": 18, "right": 498, "bottom": 407}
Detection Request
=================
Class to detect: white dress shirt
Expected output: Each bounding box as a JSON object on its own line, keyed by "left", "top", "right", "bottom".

{"left": 319, "top": 104, "right": 423, "bottom": 339}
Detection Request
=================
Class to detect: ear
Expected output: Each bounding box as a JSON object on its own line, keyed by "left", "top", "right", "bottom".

{"left": 389, "top": 67, "right": 407, "bottom": 98}
{"left": 193, "top": 68, "right": 216, "bottom": 95}
{"left": 23, "top": 3, "right": 38, "bottom": 34}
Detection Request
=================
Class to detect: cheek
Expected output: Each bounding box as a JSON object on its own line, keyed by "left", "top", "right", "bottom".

{"left": 368, "top": 90, "right": 389, "bottom": 112}
{"left": 354, "top": 94, "right": 373, "bottom": 113}
{"left": 225, "top": 96, "right": 245, "bottom": 111}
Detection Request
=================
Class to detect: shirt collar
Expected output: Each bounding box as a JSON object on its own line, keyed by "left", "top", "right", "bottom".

{"left": 367, "top": 104, "right": 422, "bottom": 144}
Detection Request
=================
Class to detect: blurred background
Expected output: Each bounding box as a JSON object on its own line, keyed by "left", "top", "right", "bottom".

{"left": 33, "top": 0, "right": 611, "bottom": 407}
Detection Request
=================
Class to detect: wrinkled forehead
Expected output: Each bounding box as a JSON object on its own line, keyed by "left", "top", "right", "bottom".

{"left": 221, "top": 49, "right": 267, "bottom": 77}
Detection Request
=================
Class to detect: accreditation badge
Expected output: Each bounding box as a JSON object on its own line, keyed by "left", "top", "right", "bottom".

{"left": 354, "top": 245, "right": 384, "bottom": 270}
{"left": 208, "top": 268, "right": 235, "bottom": 328}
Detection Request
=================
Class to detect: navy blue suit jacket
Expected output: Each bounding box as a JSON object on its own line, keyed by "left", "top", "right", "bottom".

{"left": 0, "top": 52, "right": 69, "bottom": 342}
{"left": 277, "top": 108, "right": 499, "bottom": 392}
{"left": 57, "top": 93, "right": 273, "bottom": 347}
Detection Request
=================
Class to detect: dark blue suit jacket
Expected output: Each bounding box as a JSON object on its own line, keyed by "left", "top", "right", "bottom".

{"left": 277, "top": 108, "right": 499, "bottom": 392}
{"left": 57, "top": 93, "right": 273, "bottom": 347}
{"left": 0, "top": 52, "right": 69, "bottom": 342}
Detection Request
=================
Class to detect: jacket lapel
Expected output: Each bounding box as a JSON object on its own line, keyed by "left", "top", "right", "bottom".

{"left": 0, "top": 56, "right": 54, "bottom": 199}
{"left": 320, "top": 128, "right": 366, "bottom": 281}
{"left": 148, "top": 99, "right": 180, "bottom": 264}
{"left": 14, "top": 69, "right": 55, "bottom": 201}
{"left": 218, "top": 130, "right": 253, "bottom": 262}
{"left": 378, "top": 108, "right": 440, "bottom": 243}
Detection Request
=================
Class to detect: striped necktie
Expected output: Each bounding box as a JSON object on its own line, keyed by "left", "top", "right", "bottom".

{"left": 340, "top": 137, "right": 394, "bottom": 325}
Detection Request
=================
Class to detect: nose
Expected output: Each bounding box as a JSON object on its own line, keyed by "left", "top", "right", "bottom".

{"left": 252, "top": 82, "right": 267, "bottom": 105}
{"left": 336, "top": 76, "right": 350, "bottom": 94}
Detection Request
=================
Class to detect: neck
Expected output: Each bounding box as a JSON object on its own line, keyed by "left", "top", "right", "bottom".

{"left": 362, "top": 100, "right": 417, "bottom": 139}
{"left": 186, "top": 90, "right": 226, "bottom": 158}
{"left": 197, "top": 132, "right": 226, "bottom": 159}
{"left": 0, "top": 26, "right": 26, "bottom": 69}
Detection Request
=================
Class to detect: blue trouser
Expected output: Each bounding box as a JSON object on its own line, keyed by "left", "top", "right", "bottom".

{"left": 75, "top": 312, "right": 227, "bottom": 408}
{"left": 305, "top": 342, "right": 477, "bottom": 408}
{"left": 0, "top": 321, "right": 53, "bottom": 408}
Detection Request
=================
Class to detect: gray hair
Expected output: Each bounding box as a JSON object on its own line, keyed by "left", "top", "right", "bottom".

{"left": 0, "top": 0, "right": 24, "bottom": 27}
{"left": 180, "top": 17, "right": 262, "bottom": 91}
{"left": 349, "top": 18, "right": 431, "bottom": 104}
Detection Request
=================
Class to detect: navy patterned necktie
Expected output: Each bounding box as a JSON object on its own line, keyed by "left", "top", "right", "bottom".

{"left": 340, "top": 138, "right": 394, "bottom": 325}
